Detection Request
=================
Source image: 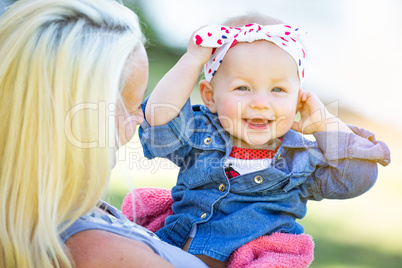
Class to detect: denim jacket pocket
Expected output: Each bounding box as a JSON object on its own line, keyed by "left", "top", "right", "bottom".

{"left": 229, "top": 169, "right": 290, "bottom": 194}
{"left": 181, "top": 172, "right": 208, "bottom": 188}
{"left": 180, "top": 155, "right": 218, "bottom": 188}
{"left": 189, "top": 128, "right": 227, "bottom": 153}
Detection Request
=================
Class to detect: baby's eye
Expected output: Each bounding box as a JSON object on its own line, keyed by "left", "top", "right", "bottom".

{"left": 272, "top": 87, "right": 284, "bottom": 92}
{"left": 236, "top": 86, "right": 249, "bottom": 91}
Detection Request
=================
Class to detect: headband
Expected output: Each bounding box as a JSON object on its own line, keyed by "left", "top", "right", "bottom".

{"left": 193, "top": 23, "right": 307, "bottom": 85}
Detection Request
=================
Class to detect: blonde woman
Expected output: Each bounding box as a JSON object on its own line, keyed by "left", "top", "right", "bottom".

{"left": 0, "top": 0, "right": 208, "bottom": 267}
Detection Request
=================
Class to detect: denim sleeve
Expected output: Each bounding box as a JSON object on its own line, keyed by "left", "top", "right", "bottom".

{"left": 308, "top": 125, "right": 391, "bottom": 200}
{"left": 139, "top": 98, "right": 195, "bottom": 166}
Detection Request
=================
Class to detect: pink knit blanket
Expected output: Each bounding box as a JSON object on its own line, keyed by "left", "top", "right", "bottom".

{"left": 122, "top": 187, "right": 314, "bottom": 267}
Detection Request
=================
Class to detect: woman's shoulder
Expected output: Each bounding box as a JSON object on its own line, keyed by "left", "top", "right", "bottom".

{"left": 65, "top": 229, "right": 174, "bottom": 268}
{"left": 62, "top": 202, "right": 174, "bottom": 267}
{"left": 61, "top": 202, "right": 208, "bottom": 268}
{"left": 60, "top": 202, "right": 159, "bottom": 243}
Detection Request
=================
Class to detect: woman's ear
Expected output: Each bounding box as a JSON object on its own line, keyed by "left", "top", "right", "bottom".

{"left": 199, "top": 79, "right": 217, "bottom": 113}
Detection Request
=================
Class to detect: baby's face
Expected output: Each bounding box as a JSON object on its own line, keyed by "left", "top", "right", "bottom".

{"left": 209, "top": 41, "right": 300, "bottom": 149}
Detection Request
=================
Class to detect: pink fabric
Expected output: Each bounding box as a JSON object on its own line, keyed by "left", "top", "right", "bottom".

{"left": 121, "top": 187, "right": 173, "bottom": 233}
{"left": 121, "top": 187, "right": 314, "bottom": 267}
{"left": 227, "top": 233, "right": 314, "bottom": 268}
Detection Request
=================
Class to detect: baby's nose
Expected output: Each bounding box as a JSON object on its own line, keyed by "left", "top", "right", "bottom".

{"left": 250, "top": 93, "right": 270, "bottom": 110}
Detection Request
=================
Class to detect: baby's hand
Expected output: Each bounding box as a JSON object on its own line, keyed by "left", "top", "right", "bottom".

{"left": 186, "top": 27, "right": 212, "bottom": 66}
{"left": 292, "top": 91, "right": 339, "bottom": 134}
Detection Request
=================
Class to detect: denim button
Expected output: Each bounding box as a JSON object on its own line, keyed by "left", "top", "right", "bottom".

{"left": 204, "top": 137, "right": 212, "bottom": 145}
{"left": 254, "top": 175, "right": 263, "bottom": 184}
{"left": 277, "top": 154, "right": 282, "bottom": 160}
{"left": 200, "top": 213, "right": 207, "bottom": 219}
{"left": 219, "top": 184, "right": 225, "bottom": 192}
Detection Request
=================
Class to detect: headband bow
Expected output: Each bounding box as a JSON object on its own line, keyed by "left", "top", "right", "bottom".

{"left": 193, "top": 23, "right": 307, "bottom": 85}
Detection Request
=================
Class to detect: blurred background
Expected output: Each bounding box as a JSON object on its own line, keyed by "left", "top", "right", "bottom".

{"left": 116, "top": 1, "right": 402, "bottom": 267}
{"left": 2, "top": 0, "right": 401, "bottom": 267}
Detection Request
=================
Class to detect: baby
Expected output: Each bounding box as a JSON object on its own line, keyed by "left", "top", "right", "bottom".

{"left": 139, "top": 13, "right": 390, "bottom": 267}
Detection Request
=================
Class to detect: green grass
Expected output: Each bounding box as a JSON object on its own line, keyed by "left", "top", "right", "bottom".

{"left": 307, "top": 235, "right": 402, "bottom": 268}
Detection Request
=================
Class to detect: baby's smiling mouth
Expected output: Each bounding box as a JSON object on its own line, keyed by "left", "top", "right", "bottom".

{"left": 244, "top": 118, "right": 272, "bottom": 129}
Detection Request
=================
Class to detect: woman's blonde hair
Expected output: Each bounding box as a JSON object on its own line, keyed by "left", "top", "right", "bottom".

{"left": 0, "top": 0, "right": 144, "bottom": 267}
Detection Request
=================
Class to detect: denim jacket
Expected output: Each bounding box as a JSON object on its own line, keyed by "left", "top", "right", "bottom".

{"left": 139, "top": 98, "right": 390, "bottom": 261}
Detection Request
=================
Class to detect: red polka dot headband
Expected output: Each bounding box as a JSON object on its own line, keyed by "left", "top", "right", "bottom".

{"left": 193, "top": 23, "right": 307, "bottom": 85}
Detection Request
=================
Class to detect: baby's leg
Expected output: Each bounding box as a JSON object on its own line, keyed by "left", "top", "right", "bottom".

{"left": 182, "top": 237, "right": 227, "bottom": 268}
{"left": 195, "top": 254, "right": 227, "bottom": 268}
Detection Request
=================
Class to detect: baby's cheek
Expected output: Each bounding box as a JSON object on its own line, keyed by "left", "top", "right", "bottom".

{"left": 218, "top": 116, "right": 235, "bottom": 134}
{"left": 277, "top": 112, "right": 296, "bottom": 131}
{"left": 217, "top": 106, "right": 239, "bottom": 130}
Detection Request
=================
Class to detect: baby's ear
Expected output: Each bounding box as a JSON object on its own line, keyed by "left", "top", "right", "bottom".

{"left": 199, "top": 80, "right": 217, "bottom": 113}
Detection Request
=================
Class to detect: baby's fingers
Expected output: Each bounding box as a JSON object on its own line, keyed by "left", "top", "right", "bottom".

{"left": 300, "top": 90, "right": 312, "bottom": 102}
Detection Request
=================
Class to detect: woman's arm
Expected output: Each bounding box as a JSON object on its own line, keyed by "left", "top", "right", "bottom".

{"left": 65, "top": 230, "right": 175, "bottom": 268}
{"left": 144, "top": 32, "right": 211, "bottom": 127}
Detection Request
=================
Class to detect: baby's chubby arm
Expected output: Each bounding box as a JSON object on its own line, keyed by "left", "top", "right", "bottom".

{"left": 292, "top": 91, "right": 391, "bottom": 199}
{"left": 291, "top": 90, "right": 353, "bottom": 134}
{"left": 145, "top": 30, "right": 212, "bottom": 127}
